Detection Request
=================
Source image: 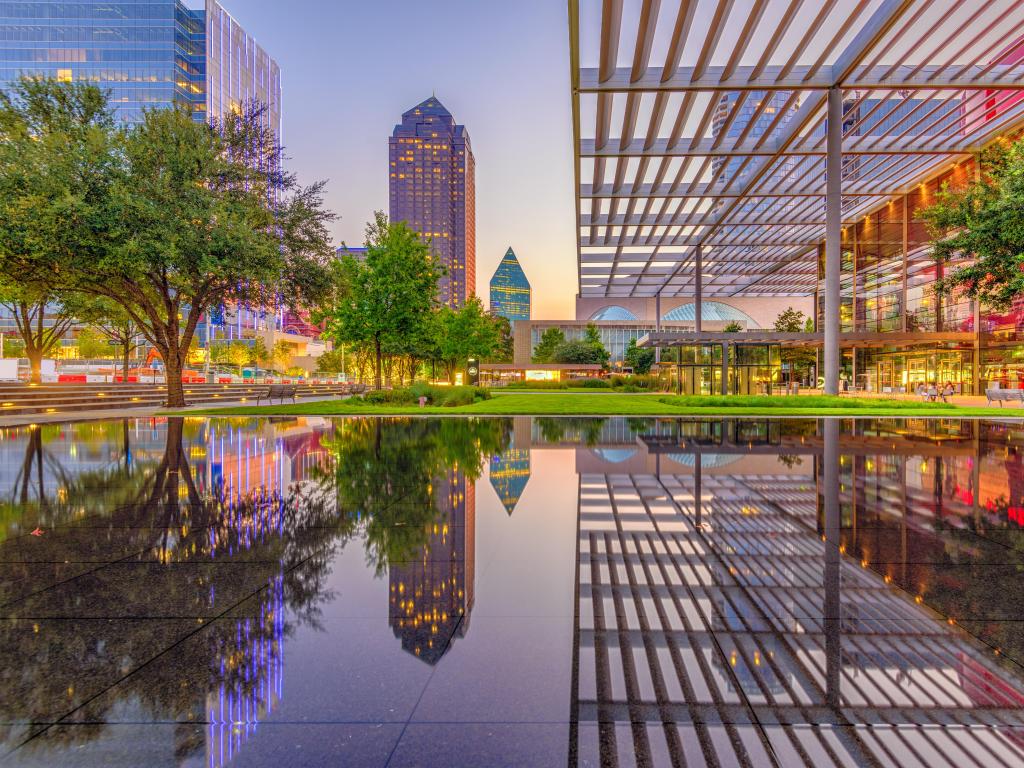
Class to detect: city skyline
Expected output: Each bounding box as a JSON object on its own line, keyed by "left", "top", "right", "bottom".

{"left": 220, "top": 0, "right": 576, "bottom": 319}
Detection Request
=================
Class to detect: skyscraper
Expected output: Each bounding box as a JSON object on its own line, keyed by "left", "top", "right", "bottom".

{"left": 389, "top": 97, "right": 476, "bottom": 308}
{"left": 489, "top": 247, "right": 531, "bottom": 322}
{"left": 0, "top": 0, "right": 280, "bottom": 134}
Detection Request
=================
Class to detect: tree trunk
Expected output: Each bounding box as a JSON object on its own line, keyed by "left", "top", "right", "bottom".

{"left": 122, "top": 346, "right": 130, "bottom": 385}
{"left": 374, "top": 336, "right": 382, "bottom": 391}
{"left": 163, "top": 351, "right": 186, "bottom": 408}
{"left": 26, "top": 349, "right": 43, "bottom": 385}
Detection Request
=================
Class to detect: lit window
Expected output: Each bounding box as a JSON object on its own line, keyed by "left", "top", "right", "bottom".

{"left": 57, "top": 69, "right": 72, "bottom": 83}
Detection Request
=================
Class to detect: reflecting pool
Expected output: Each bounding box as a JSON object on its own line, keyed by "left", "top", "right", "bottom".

{"left": 2, "top": 415, "right": 1024, "bottom": 766}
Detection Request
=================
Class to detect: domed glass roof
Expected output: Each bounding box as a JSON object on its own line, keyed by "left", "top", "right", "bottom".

{"left": 589, "top": 305, "right": 639, "bottom": 322}
{"left": 663, "top": 302, "right": 758, "bottom": 326}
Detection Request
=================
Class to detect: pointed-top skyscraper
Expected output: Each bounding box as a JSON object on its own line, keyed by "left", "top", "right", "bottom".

{"left": 489, "top": 247, "right": 531, "bottom": 321}
{"left": 389, "top": 97, "right": 476, "bottom": 308}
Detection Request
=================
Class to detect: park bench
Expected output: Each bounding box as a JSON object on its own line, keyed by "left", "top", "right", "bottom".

{"left": 986, "top": 388, "right": 1024, "bottom": 407}
{"left": 257, "top": 384, "right": 298, "bottom": 406}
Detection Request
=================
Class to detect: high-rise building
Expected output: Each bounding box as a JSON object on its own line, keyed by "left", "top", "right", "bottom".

{"left": 0, "top": 0, "right": 280, "bottom": 134}
{"left": 389, "top": 97, "right": 476, "bottom": 308}
{"left": 0, "top": 1, "right": 286, "bottom": 355}
{"left": 489, "top": 247, "right": 531, "bottom": 321}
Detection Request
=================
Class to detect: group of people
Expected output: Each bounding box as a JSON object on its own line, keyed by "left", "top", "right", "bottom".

{"left": 916, "top": 382, "right": 957, "bottom": 402}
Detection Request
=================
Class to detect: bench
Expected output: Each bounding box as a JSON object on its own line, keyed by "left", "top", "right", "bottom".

{"left": 986, "top": 388, "right": 1024, "bottom": 407}
{"left": 257, "top": 384, "right": 299, "bottom": 406}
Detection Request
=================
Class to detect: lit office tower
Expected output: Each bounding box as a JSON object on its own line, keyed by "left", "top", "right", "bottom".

{"left": 489, "top": 247, "right": 531, "bottom": 322}
{"left": 390, "top": 97, "right": 476, "bottom": 308}
{"left": 0, "top": 1, "right": 280, "bottom": 134}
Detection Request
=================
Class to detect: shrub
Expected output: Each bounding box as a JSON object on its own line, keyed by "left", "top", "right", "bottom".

{"left": 510, "top": 380, "right": 568, "bottom": 390}
{"left": 610, "top": 374, "right": 660, "bottom": 390}
{"left": 361, "top": 388, "right": 416, "bottom": 405}
{"left": 571, "top": 377, "right": 612, "bottom": 389}
{"left": 438, "top": 385, "right": 491, "bottom": 407}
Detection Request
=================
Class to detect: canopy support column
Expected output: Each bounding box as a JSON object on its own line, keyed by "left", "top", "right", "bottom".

{"left": 655, "top": 293, "right": 662, "bottom": 365}
{"left": 694, "top": 245, "right": 703, "bottom": 334}
{"left": 824, "top": 87, "right": 843, "bottom": 396}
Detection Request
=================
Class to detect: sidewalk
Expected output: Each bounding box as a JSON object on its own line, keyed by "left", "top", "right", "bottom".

{"left": 0, "top": 394, "right": 341, "bottom": 428}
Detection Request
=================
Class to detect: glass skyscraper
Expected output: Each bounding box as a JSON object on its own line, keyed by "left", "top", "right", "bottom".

{"left": 389, "top": 97, "right": 476, "bottom": 308}
{"left": 489, "top": 247, "right": 531, "bottom": 321}
{"left": 0, "top": 0, "right": 280, "bottom": 134}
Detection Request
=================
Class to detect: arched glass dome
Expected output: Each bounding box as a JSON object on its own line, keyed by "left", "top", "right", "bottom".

{"left": 589, "top": 305, "right": 639, "bottom": 322}
{"left": 667, "top": 453, "right": 743, "bottom": 469}
{"left": 591, "top": 447, "right": 638, "bottom": 463}
{"left": 663, "top": 302, "right": 758, "bottom": 326}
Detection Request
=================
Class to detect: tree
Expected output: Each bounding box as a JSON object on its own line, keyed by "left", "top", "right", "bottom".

{"left": 773, "top": 307, "right": 807, "bottom": 333}
{"left": 433, "top": 296, "right": 501, "bottom": 383}
{"left": 272, "top": 340, "right": 293, "bottom": 373}
{"left": 624, "top": 337, "right": 656, "bottom": 374}
{"left": 552, "top": 339, "right": 608, "bottom": 366}
{"left": 249, "top": 338, "right": 270, "bottom": 371}
{"left": 0, "top": 80, "right": 336, "bottom": 407}
{"left": 1, "top": 337, "right": 24, "bottom": 358}
{"left": 532, "top": 327, "right": 566, "bottom": 363}
{"left": 772, "top": 308, "right": 815, "bottom": 385}
{"left": 78, "top": 299, "right": 147, "bottom": 383}
{"left": 0, "top": 283, "right": 77, "bottom": 381}
{"left": 723, "top": 321, "right": 743, "bottom": 333}
{"left": 314, "top": 348, "right": 344, "bottom": 375}
{"left": 922, "top": 141, "right": 1024, "bottom": 312}
{"left": 226, "top": 341, "right": 250, "bottom": 376}
{"left": 321, "top": 212, "right": 441, "bottom": 389}
{"left": 75, "top": 327, "right": 112, "bottom": 360}
{"left": 488, "top": 313, "right": 514, "bottom": 363}
{"left": 0, "top": 78, "right": 112, "bottom": 383}
{"left": 583, "top": 324, "right": 611, "bottom": 369}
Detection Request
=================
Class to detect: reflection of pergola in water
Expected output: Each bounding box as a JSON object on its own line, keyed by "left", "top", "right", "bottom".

{"left": 570, "top": 422, "right": 1024, "bottom": 766}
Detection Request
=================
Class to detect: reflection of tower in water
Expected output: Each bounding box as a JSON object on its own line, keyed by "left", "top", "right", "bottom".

{"left": 489, "top": 447, "right": 530, "bottom": 515}
{"left": 389, "top": 470, "right": 475, "bottom": 664}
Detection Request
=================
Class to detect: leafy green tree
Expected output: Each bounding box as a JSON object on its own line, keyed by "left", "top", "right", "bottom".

{"left": 487, "top": 313, "right": 514, "bottom": 363}
{"left": 624, "top": 337, "right": 656, "bottom": 374}
{"left": 1, "top": 337, "right": 24, "bottom": 358}
{"left": 0, "top": 80, "right": 335, "bottom": 407}
{"left": 226, "top": 341, "right": 250, "bottom": 376}
{"left": 0, "top": 283, "right": 77, "bottom": 380}
{"left": 77, "top": 299, "right": 147, "bottom": 383}
{"left": 532, "top": 327, "right": 566, "bottom": 363}
{"left": 249, "top": 338, "right": 270, "bottom": 371}
{"left": 315, "top": 348, "right": 345, "bottom": 375}
{"left": 922, "top": 141, "right": 1024, "bottom": 311}
{"left": 552, "top": 339, "right": 607, "bottom": 366}
{"left": 321, "top": 212, "right": 441, "bottom": 389}
{"left": 773, "top": 307, "right": 807, "bottom": 332}
{"left": 434, "top": 296, "right": 501, "bottom": 383}
{"left": 75, "top": 327, "right": 113, "bottom": 359}
{"left": 0, "top": 78, "right": 111, "bottom": 382}
{"left": 723, "top": 321, "right": 743, "bottom": 333}
{"left": 272, "top": 340, "right": 293, "bottom": 373}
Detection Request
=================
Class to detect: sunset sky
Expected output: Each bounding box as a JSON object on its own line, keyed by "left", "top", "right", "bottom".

{"left": 225, "top": 0, "right": 579, "bottom": 319}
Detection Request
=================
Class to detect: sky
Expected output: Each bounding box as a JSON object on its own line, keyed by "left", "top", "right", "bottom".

{"left": 223, "top": 0, "right": 579, "bottom": 319}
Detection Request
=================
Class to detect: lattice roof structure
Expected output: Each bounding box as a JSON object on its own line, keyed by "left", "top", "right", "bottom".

{"left": 570, "top": 0, "right": 1024, "bottom": 299}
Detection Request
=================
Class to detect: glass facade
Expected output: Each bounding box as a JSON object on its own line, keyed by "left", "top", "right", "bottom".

{"left": 0, "top": 1, "right": 276, "bottom": 130}
{"left": 489, "top": 247, "right": 530, "bottom": 321}
{"left": 529, "top": 323, "right": 652, "bottom": 367}
{"left": 389, "top": 97, "right": 475, "bottom": 308}
{"left": 661, "top": 343, "right": 782, "bottom": 395}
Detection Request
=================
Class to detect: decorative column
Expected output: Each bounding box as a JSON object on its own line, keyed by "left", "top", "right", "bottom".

{"left": 824, "top": 87, "right": 843, "bottom": 396}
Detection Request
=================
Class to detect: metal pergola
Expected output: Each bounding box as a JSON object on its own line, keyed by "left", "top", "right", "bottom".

{"left": 569, "top": 0, "right": 1024, "bottom": 393}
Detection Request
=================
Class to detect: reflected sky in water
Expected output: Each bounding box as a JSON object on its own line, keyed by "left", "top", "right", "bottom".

{"left": 1, "top": 415, "right": 1024, "bottom": 767}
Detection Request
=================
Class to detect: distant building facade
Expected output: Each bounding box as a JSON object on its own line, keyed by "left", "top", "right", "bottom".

{"left": 0, "top": 0, "right": 281, "bottom": 132}
{"left": 389, "top": 97, "right": 475, "bottom": 308}
{"left": 489, "top": 247, "right": 531, "bottom": 321}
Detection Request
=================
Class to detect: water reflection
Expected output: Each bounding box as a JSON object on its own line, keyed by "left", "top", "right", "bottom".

{"left": 2, "top": 415, "right": 1024, "bottom": 765}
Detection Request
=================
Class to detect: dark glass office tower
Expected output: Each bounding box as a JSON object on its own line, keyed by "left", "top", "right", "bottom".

{"left": 489, "top": 247, "right": 531, "bottom": 322}
{"left": 389, "top": 97, "right": 476, "bottom": 308}
{"left": 0, "top": 0, "right": 280, "bottom": 134}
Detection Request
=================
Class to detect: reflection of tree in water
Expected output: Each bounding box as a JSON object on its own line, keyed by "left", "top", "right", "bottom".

{"left": 535, "top": 417, "right": 607, "bottom": 446}
{"left": 0, "top": 418, "right": 341, "bottom": 761}
{"left": 1, "top": 416, "right": 512, "bottom": 761}
{"left": 313, "top": 417, "right": 510, "bottom": 575}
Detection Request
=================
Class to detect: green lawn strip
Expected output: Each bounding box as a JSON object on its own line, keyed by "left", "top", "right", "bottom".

{"left": 173, "top": 392, "right": 1022, "bottom": 418}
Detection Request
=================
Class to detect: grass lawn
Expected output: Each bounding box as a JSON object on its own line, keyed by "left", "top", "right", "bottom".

{"left": 177, "top": 392, "right": 1023, "bottom": 418}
